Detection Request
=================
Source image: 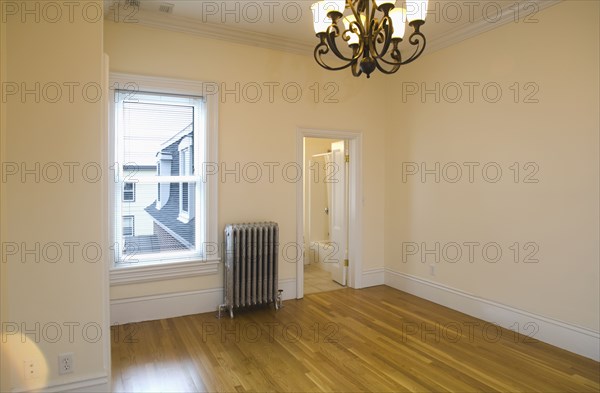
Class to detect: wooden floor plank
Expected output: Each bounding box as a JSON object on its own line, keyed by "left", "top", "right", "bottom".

{"left": 111, "top": 286, "right": 600, "bottom": 392}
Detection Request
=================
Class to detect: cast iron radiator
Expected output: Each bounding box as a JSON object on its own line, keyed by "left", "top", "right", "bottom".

{"left": 218, "top": 222, "right": 282, "bottom": 318}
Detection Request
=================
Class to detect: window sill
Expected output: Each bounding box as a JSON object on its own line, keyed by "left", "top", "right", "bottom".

{"left": 110, "top": 258, "right": 220, "bottom": 286}
{"left": 177, "top": 214, "right": 190, "bottom": 224}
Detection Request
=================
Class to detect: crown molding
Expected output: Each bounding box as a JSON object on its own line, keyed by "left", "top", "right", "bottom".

{"left": 108, "top": 8, "right": 313, "bottom": 55}
{"left": 426, "top": 0, "right": 562, "bottom": 54}
{"left": 105, "top": 0, "right": 562, "bottom": 58}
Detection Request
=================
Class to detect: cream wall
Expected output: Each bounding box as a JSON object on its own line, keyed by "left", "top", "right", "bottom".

{"left": 104, "top": 21, "right": 388, "bottom": 302}
{"left": 385, "top": 1, "right": 599, "bottom": 331}
{"left": 1, "top": 1, "right": 109, "bottom": 391}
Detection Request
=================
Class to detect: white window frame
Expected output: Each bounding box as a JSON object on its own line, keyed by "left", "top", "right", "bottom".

{"left": 108, "top": 73, "right": 219, "bottom": 285}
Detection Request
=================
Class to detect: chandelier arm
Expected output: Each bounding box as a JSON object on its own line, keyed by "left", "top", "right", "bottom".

{"left": 370, "top": 15, "right": 392, "bottom": 60}
{"left": 400, "top": 29, "right": 427, "bottom": 65}
{"left": 374, "top": 58, "right": 401, "bottom": 74}
{"left": 374, "top": 43, "right": 403, "bottom": 69}
{"left": 348, "top": 0, "right": 360, "bottom": 16}
{"left": 351, "top": 40, "right": 362, "bottom": 77}
{"left": 347, "top": 0, "right": 370, "bottom": 65}
{"left": 364, "top": 0, "right": 375, "bottom": 59}
{"left": 349, "top": 0, "right": 361, "bottom": 12}
{"left": 351, "top": 57, "right": 363, "bottom": 77}
{"left": 314, "top": 41, "right": 356, "bottom": 71}
{"left": 369, "top": 0, "right": 378, "bottom": 34}
{"left": 326, "top": 27, "right": 363, "bottom": 62}
{"left": 348, "top": 1, "right": 367, "bottom": 38}
{"left": 349, "top": 20, "right": 366, "bottom": 58}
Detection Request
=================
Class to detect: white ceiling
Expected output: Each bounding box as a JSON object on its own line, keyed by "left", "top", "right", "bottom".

{"left": 104, "top": 0, "right": 560, "bottom": 55}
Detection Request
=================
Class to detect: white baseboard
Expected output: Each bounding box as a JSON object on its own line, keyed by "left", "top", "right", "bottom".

{"left": 385, "top": 268, "right": 600, "bottom": 361}
{"left": 111, "top": 287, "right": 223, "bottom": 324}
{"left": 111, "top": 278, "right": 297, "bottom": 325}
{"left": 362, "top": 268, "right": 385, "bottom": 288}
{"left": 12, "top": 372, "right": 109, "bottom": 393}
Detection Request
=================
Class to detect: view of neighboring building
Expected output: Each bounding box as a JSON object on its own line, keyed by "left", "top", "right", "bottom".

{"left": 144, "top": 123, "right": 196, "bottom": 253}
{"left": 118, "top": 97, "right": 198, "bottom": 260}
{"left": 121, "top": 164, "right": 155, "bottom": 254}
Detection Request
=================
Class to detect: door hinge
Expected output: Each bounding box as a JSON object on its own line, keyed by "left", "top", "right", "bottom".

{"left": 345, "top": 155, "right": 350, "bottom": 163}
{"left": 344, "top": 259, "right": 349, "bottom": 267}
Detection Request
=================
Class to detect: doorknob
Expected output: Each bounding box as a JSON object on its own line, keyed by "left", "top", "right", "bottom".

{"left": 325, "top": 207, "right": 329, "bottom": 215}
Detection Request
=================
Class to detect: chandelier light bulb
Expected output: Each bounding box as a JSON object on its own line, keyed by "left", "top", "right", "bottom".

{"left": 311, "top": 2, "right": 332, "bottom": 34}
{"left": 389, "top": 8, "right": 406, "bottom": 39}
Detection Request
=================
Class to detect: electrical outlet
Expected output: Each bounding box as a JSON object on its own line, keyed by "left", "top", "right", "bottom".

{"left": 430, "top": 264, "right": 436, "bottom": 276}
{"left": 23, "top": 360, "right": 40, "bottom": 379}
{"left": 58, "top": 353, "right": 74, "bottom": 375}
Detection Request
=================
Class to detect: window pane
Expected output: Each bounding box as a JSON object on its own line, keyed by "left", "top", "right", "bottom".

{"left": 117, "top": 92, "right": 200, "bottom": 262}
{"left": 121, "top": 101, "right": 193, "bottom": 166}
{"left": 122, "top": 181, "right": 196, "bottom": 255}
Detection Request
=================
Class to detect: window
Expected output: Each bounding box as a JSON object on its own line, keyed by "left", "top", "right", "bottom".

{"left": 110, "top": 74, "right": 219, "bottom": 281}
{"left": 123, "top": 182, "right": 135, "bottom": 202}
{"left": 123, "top": 216, "right": 135, "bottom": 237}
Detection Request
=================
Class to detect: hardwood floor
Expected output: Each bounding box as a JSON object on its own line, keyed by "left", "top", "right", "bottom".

{"left": 304, "top": 263, "right": 344, "bottom": 295}
{"left": 111, "top": 286, "right": 599, "bottom": 392}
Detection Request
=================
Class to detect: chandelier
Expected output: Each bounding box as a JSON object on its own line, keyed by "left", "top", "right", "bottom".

{"left": 311, "top": 0, "right": 428, "bottom": 78}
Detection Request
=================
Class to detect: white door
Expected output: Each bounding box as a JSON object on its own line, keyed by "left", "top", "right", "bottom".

{"left": 328, "top": 140, "right": 348, "bottom": 286}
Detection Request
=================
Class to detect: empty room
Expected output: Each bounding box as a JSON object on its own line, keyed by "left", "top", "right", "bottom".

{"left": 1, "top": 0, "right": 599, "bottom": 392}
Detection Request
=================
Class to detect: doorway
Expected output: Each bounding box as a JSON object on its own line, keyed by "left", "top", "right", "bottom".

{"left": 304, "top": 138, "right": 346, "bottom": 294}
{"left": 296, "top": 129, "right": 363, "bottom": 299}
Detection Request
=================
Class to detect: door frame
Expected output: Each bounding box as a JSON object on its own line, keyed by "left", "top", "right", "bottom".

{"left": 296, "top": 128, "right": 363, "bottom": 299}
